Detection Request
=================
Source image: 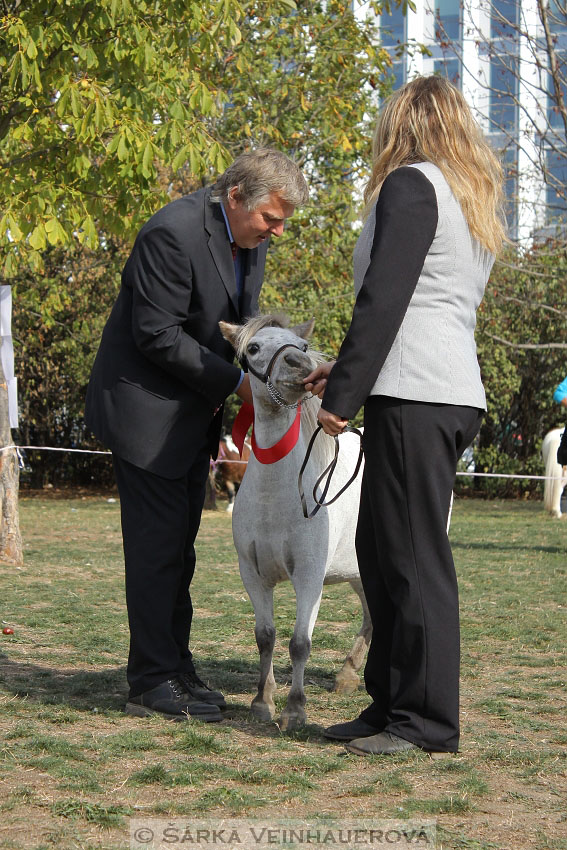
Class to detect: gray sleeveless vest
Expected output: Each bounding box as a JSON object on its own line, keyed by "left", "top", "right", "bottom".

{"left": 354, "top": 162, "right": 493, "bottom": 410}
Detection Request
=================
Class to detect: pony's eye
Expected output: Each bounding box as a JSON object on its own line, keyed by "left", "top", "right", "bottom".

{"left": 302, "top": 343, "right": 308, "bottom": 352}
{"left": 247, "top": 343, "right": 260, "bottom": 356}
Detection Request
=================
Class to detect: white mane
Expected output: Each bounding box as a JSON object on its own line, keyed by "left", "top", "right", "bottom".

{"left": 233, "top": 313, "right": 291, "bottom": 360}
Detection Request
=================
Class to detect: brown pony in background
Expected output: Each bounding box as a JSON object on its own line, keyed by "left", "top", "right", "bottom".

{"left": 211, "top": 435, "right": 250, "bottom": 512}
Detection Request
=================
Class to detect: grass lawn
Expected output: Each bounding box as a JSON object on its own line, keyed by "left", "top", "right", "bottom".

{"left": 0, "top": 496, "right": 565, "bottom": 850}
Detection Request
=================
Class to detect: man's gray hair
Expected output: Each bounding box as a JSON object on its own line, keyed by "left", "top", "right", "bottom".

{"left": 210, "top": 148, "right": 309, "bottom": 210}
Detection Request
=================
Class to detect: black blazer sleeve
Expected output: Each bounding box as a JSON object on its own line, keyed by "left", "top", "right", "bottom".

{"left": 321, "top": 167, "right": 438, "bottom": 419}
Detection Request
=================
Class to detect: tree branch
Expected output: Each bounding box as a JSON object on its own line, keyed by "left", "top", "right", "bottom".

{"left": 537, "top": 0, "right": 567, "bottom": 139}
{"left": 482, "top": 332, "right": 567, "bottom": 350}
{"left": 494, "top": 293, "right": 567, "bottom": 318}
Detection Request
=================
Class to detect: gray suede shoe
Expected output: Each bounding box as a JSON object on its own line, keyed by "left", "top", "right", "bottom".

{"left": 345, "top": 731, "right": 420, "bottom": 755}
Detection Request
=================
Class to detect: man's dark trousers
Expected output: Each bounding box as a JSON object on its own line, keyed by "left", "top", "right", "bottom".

{"left": 356, "top": 396, "right": 482, "bottom": 753}
{"left": 113, "top": 442, "right": 211, "bottom": 699}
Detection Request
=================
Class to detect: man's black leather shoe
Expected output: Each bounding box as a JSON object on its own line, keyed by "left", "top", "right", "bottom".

{"left": 125, "top": 678, "right": 222, "bottom": 722}
{"left": 178, "top": 672, "right": 227, "bottom": 710}
{"left": 323, "top": 717, "right": 382, "bottom": 741}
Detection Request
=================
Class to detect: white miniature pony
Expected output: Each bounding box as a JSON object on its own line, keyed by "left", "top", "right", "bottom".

{"left": 220, "top": 315, "right": 371, "bottom": 730}
{"left": 542, "top": 427, "right": 567, "bottom": 518}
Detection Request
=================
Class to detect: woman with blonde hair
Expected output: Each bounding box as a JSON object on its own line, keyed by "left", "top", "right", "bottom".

{"left": 304, "top": 75, "right": 506, "bottom": 755}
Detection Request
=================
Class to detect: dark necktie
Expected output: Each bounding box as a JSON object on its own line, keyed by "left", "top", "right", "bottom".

{"left": 231, "top": 242, "right": 244, "bottom": 301}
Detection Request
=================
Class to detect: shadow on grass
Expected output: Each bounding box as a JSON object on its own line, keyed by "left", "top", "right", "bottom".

{"left": 198, "top": 656, "right": 338, "bottom": 695}
{"left": 452, "top": 541, "right": 565, "bottom": 554}
{"left": 0, "top": 652, "right": 342, "bottom": 728}
{"left": 0, "top": 652, "right": 339, "bottom": 742}
{"left": 0, "top": 653, "right": 128, "bottom": 711}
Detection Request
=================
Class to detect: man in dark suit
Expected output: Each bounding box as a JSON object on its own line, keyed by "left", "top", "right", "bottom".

{"left": 85, "top": 149, "right": 308, "bottom": 721}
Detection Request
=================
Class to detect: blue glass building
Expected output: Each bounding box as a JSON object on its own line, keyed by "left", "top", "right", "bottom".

{"left": 360, "top": 0, "right": 567, "bottom": 241}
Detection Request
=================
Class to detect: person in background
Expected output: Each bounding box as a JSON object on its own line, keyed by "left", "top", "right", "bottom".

{"left": 553, "top": 376, "right": 567, "bottom": 473}
{"left": 304, "top": 76, "right": 506, "bottom": 755}
{"left": 85, "top": 149, "right": 308, "bottom": 721}
{"left": 553, "top": 376, "right": 567, "bottom": 408}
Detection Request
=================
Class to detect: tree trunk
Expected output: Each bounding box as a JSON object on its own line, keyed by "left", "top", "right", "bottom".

{"left": 0, "top": 357, "right": 22, "bottom": 564}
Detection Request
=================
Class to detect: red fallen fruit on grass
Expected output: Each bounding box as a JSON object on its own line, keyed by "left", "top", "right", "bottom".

{"left": 2, "top": 627, "right": 14, "bottom": 635}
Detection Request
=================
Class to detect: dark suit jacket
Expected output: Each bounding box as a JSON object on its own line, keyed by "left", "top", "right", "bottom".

{"left": 85, "top": 187, "right": 268, "bottom": 478}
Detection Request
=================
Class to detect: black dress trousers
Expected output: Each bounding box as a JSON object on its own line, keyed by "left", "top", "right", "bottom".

{"left": 113, "top": 441, "right": 211, "bottom": 699}
{"left": 356, "top": 396, "right": 483, "bottom": 752}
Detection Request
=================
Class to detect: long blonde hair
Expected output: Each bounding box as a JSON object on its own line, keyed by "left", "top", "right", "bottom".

{"left": 364, "top": 75, "right": 507, "bottom": 255}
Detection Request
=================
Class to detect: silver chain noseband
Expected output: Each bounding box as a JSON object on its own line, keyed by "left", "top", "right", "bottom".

{"left": 246, "top": 342, "right": 314, "bottom": 409}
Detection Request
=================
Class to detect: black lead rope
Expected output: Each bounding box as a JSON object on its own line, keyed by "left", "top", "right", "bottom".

{"left": 298, "top": 425, "right": 364, "bottom": 519}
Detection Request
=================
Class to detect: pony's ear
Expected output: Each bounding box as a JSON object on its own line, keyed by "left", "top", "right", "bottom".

{"left": 290, "top": 318, "right": 315, "bottom": 340}
{"left": 219, "top": 320, "right": 240, "bottom": 349}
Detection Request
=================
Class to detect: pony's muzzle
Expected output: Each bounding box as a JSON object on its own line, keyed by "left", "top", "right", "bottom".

{"left": 284, "top": 351, "right": 305, "bottom": 368}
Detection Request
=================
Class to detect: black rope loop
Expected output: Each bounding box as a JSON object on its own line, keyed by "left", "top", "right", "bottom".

{"left": 298, "top": 424, "right": 364, "bottom": 519}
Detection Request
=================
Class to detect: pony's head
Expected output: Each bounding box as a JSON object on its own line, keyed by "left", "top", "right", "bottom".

{"left": 220, "top": 314, "right": 312, "bottom": 359}
{"left": 220, "top": 314, "right": 325, "bottom": 411}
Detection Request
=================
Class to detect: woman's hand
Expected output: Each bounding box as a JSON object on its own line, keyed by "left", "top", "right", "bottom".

{"left": 303, "top": 361, "right": 336, "bottom": 399}
{"left": 317, "top": 407, "right": 348, "bottom": 436}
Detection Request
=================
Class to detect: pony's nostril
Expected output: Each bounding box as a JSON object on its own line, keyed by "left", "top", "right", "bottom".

{"left": 284, "top": 353, "right": 302, "bottom": 367}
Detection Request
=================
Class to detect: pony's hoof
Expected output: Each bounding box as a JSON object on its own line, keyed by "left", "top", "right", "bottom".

{"left": 279, "top": 712, "right": 306, "bottom": 731}
{"left": 332, "top": 674, "right": 360, "bottom": 695}
{"left": 250, "top": 702, "right": 274, "bottom": 722}
{"left": 226, "top": 503, "right": 234, "bottom": 514}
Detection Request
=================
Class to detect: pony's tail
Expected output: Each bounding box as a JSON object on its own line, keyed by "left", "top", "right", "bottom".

{"left": 542, "top": 430, "right": 563, "bottom": 517}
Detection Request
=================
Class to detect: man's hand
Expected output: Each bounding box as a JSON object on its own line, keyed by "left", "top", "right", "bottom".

{"left": 236, "top": 374, "right": 253, "bottom": 405}
{"left": 303, "top": 361, "right": 336, "bottom": 399}
{"left": 317, "top": 407, "right": 348, "bottom": 436}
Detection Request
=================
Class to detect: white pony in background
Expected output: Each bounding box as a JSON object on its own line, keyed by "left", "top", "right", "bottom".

{"left": 542, "top": 427, "right": 566, "bottom": 518}
{"left": 220, "top": 315, "right": 371, "bottom": 730}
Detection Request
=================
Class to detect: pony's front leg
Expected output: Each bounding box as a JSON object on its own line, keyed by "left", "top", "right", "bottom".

{"left": 240, "top": 564, "right": 277, "bottom": 721}
{"left": 225, "top": 480, "right": 236, "bottom": 513}
{"left": 252, "top": 616, "right": 277, "bottom": 721}
{"left": 280, "top": 587, "right": 323, "bottom": 731}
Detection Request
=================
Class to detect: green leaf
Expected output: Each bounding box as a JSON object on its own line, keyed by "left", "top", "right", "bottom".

{"left": 94, "top": 99, "right": 105, "bottom": 131}
{"left": 169, "top": 100, "right": 185, "bottom": 120}
{"left": 200, "top": 85, "right": 214, "bottom": 114}
{"left": 171, "top": 144, "right": 190, "bottom": 172}
{"left": 69, "top": 87, "right": 81, "bottom": 118}
{"left": 25, "top": 38, "right": 38, "bottom": 59}
{"left": 20, "top": 54, "right": 30, "bottom": 88}
{"left": 80, "top": 214, "right": 98, "bottom": 247}
{"left": 106, "top": 132, "right": 121, "bottom": 154}
{"left": 141, "top": 140, "right": 154, "bottom": 177}
{"left": 117, "top": 133, "right": 128, "bottom": 161}
{"left": 7, "top": 215, "right": 23, "bottom": 242}
{"left": 188, "top": 144, "right": 200, "bottom": 177}
{"left": 29, "top": 225, "right": 47, "bottom": 251}
{"left": 44, "top": 217, "right": 67, "bottom": 246}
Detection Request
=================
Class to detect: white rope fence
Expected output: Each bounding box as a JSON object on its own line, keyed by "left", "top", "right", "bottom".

{"left": 0, "top": 444, "right": 564, "bottom": 480}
